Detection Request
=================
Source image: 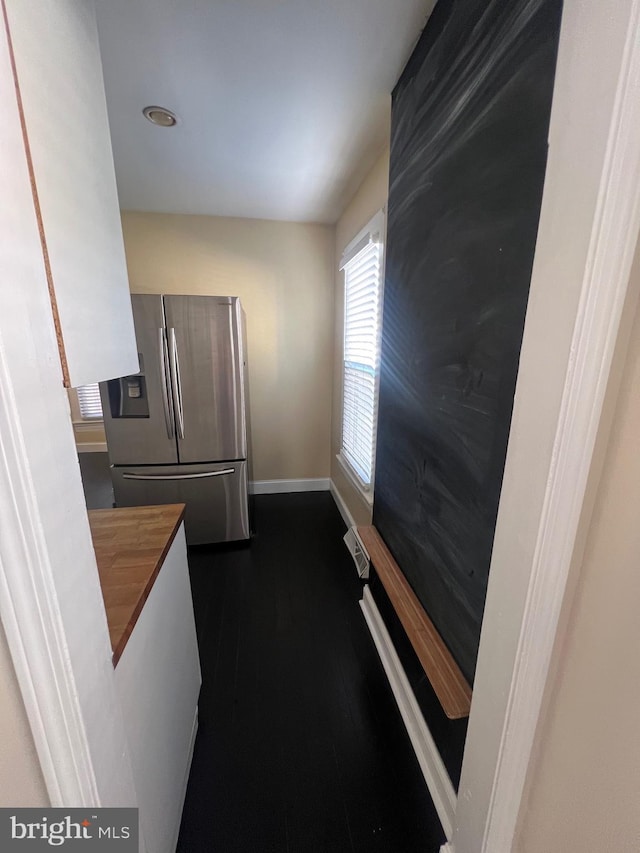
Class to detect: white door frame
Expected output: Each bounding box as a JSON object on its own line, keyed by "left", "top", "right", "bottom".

{"left": 0, "top": 3, "right": 136, "bottom": 807}
{"left": 446, "top": 0, "right": 640, "bottom": 850}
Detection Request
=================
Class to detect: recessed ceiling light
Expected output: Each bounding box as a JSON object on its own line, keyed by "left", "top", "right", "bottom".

{"left": 142, "top": 105, "right": 178, "bottom": 127}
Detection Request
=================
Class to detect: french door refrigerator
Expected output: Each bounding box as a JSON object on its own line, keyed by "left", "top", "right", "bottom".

{"left": 100, "top": 294, "right": 251, "bottom": 544}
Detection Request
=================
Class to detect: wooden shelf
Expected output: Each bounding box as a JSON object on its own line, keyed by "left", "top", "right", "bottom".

{"left": 357, "top": 525, "right": 472, "bottom": 720}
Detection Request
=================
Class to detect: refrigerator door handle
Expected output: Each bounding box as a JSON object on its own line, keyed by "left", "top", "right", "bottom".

{"left": 158, "top": 328, "right": 174, "bottom": 439}
{"left": 121, "top": 469, "right": 236, "bottom": 481}
{"left": 169, "top": 327, "right": 185, "bottom": 440}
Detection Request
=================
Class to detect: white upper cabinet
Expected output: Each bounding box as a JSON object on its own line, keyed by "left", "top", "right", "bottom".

{"left": 4, "top": 0, "right": 138, "bottom": 387}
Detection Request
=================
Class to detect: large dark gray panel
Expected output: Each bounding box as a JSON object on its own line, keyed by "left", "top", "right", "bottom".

{"left": 373, "top": 0, "right": 563, "bottom": 684}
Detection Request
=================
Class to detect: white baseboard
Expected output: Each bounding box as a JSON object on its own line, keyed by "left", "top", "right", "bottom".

{"left": 76, "top": 442, "right": 108, "bottom": 453}
{"left": 360, "top": 585, "right": 456, "bottom": 841}
{"left": 440, "top": 843, "right": 455, "bottom": 853}
{"left": 249, "top": 478, "right": 330, "bottom": 495}
{"left": 329, "top": 479, "right": 356, "bottom": 529}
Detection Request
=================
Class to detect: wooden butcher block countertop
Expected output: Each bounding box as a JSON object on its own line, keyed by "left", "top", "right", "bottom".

{"left": 88, "top": 504, "right": 186, "bottom": 667}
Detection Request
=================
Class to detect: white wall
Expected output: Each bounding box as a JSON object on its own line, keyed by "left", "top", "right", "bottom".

{"left": 514, "top": 242, "right": 640, "bottom": 852}
{"left": 0, "top": 623, "right": 49, "bottom": 806}
{"left": 120, "top": 212, "right": 334, "bottom": 483}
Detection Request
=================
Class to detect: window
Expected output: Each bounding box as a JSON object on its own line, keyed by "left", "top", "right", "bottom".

{"left": 76, "top": 383, "right": 103, "bottom": 420}
{"left": 338, "top": 211, "right": 385, "bottom": 498}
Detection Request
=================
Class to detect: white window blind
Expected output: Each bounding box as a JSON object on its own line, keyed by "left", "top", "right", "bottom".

{"left": 76, "top": 383, "right": 103, "bottom": 420}
{"left": 340, "top": 224, "right": 384, "bottom": 490}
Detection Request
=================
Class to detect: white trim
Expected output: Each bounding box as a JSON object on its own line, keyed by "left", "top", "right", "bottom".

{"left": 360, "top": 585, "right": 456, "bottom": 840}
{"left": 485, "top": 3, "right": 640, "bottom": 849}
{"left": 339, "top": 207, "right": 387, "bottom": 497}
{"left": 335, "top": 452, "right": 374, "bottom": 506}
{"left": 480, "top": 1, "right": 640, "bottom": 847}
{"left": 329, "top": 480, "right": 357, "bottom": 530}
{"left": 0, "top": 362, "right": 99, "bottom": 805}
{"left": 0, "top": 12, "right": 102, "bottom": 803}
{"left": 339, "top": 209, "right": 385, "bottom": 269}
{"left": 440, "top": 844, "right": 455, "bottom": 853}
{"left": 76, "top": 442, "right": 108, "bottom": 453}
{"left": 249, "top": 478, "right": 330, "bottom": 495}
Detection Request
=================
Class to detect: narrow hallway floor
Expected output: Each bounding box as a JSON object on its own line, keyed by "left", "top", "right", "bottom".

{"left": 177, "top": 492, "right": 445, "bottom": 853}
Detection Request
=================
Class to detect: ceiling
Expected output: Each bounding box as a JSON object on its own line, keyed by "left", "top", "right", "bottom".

{"left": 95, "top": 0, "right": 435, "bottom": 224}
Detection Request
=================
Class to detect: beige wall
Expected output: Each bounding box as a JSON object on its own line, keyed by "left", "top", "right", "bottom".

{"left": 331, "top": 147, "right": 390, "bottom": 524}
{"left": 120, "top": 212, "right": 334, "bottom": 482}
{"left": 68, "top": 389, "right": 106, "bottom": 452}
{"left": 514, "top": 254, "right": 640, "bottom": 852}
{"left": 0, "top": 622, "right": 49, "bottom": 806}
{"left": 72, "top": 423, "right": 107, "bottom": 450}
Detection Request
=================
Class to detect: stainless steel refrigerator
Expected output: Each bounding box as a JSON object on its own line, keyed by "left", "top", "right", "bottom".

{"left": 100, "top": 294, "right": 251, "bottom": 544}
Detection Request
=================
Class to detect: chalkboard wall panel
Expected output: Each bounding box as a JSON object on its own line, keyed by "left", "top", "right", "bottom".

{"left": 373, "top": 0, "right": 563, "bottom": 684}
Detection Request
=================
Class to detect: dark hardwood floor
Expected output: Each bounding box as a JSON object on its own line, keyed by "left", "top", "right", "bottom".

{"left": 75, "top": 457, "right": 444, "bottom": 851}
{"left": 178, "top": 492, "right": 445, "bottom": 853}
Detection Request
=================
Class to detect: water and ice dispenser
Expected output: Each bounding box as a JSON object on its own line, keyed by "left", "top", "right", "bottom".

{"left": 106, "top": 354, "right": 150, "bottom": 418}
